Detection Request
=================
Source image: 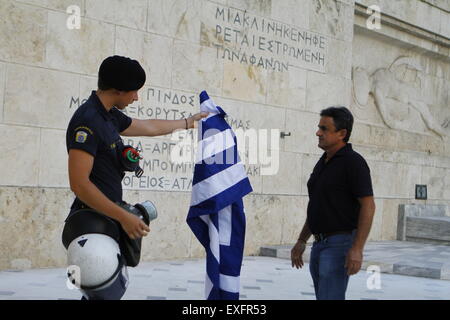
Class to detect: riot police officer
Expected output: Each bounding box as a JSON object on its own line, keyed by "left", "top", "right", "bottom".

{"left": 64, "top": 55, "right": 207, "bottom": 299}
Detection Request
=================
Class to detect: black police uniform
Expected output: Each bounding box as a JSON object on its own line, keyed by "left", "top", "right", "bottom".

{"left": 65, "top": 90, "right": 133, "bottom": 300}
{"left": 66, "top": 90, "right": 132, "bottom": 210}
{"left": 306, "top": 143, "right": 373, "bottom": 236}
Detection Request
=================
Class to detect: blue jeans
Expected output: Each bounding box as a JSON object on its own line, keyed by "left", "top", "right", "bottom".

{"left": 309, "top": 232, "right": 355, "bottom": 300}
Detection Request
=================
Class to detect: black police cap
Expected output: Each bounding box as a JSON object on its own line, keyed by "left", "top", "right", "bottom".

{"left": 98, "top": 55, "right": 146, "bottom": 91}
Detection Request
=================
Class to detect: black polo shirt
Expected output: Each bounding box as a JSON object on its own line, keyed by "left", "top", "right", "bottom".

{"left": 306, "top": 143, "right": 373, "bottom": 234}
{"left": 66, "top": 91, "right": 132, "bottom": 209}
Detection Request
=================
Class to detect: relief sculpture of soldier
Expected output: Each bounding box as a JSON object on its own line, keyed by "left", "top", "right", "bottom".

{"left": 352, "top": 56, "right": 447, "bottom": 139}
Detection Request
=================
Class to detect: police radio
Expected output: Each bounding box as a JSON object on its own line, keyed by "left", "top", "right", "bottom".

{"left": 119, "top": 145, "right": 144, "bottom": 178}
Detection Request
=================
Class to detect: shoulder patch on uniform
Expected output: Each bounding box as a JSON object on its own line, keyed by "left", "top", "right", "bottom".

{"left": 75, "top": 131, "right": 88, "bottom": 143}
{"left": 74, "top": 126, "right": 93, "bottom": 135}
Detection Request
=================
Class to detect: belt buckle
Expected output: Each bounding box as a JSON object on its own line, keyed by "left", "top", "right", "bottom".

{"left": 314, "top": 233, "right": 325, "bottom": 242}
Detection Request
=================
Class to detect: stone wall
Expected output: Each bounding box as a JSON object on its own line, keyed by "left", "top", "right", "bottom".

{"left": 0, "top": 0, "right": 448, "bottom": 270}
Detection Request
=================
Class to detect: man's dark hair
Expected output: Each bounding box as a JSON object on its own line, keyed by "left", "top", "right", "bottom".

{"left": 320, "top": 106, "right": 354, "bottom": 142}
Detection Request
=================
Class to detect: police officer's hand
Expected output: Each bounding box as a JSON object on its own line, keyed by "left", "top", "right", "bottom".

{"left": 187, "top": 112, "right": 209, "bottom": 128}
{"left": 291, "top": 240, "right": 307, "bottom": 269}
{"left": 120, "top": 212, "right": 150, "bottom": 239}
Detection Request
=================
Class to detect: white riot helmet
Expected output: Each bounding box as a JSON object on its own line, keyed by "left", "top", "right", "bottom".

{"left": 63, "top": 209, "right": 128, "bottom": 300}
{"left": 62, "top": 201, "right": 156, "bottom": 299}
{"left": 67, "top": 233, "right": 122, "bottom": 287}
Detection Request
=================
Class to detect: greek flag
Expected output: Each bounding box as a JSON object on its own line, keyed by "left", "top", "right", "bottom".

{"left": 187, "top": 91, "right": 253, "bottom": 300}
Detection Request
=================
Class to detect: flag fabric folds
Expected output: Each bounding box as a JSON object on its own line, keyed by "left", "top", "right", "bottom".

{"left": 187, "top": 91, "right": 253, "bottom": 300}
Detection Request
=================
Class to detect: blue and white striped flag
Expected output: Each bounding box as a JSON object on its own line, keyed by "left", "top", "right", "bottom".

{"left": 187, "top": 91, "right": 253, "bottom": 300}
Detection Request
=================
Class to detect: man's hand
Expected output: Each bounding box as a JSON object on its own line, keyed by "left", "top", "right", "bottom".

{"left": 345, "top": 246, "right": 363, "bottom": 275}
{"left": 291, "top": 240, "right": 307, "bottom": 269}
{"left": 119, "top": 211, "right": 150, "bottom": 240}
{"left": 345, "top": 196, "right": 375, "bottom": 276}
{"left": 188, "top": 112, "right": 209, "bottom": 128}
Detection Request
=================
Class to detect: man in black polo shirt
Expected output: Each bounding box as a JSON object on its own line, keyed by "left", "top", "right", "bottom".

{"left": 66, "top": 55, "right": 207, "bottom": 299}
{"left": 291, "top": 106, "right": 375, "bottom": 300}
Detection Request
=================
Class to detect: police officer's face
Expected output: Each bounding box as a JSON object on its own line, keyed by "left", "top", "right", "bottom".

{"left": 316, "top": 116, "right": 346, "bottom": 150}
{"left": 116, "top": 90, "right": 139, "bottom": 109}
